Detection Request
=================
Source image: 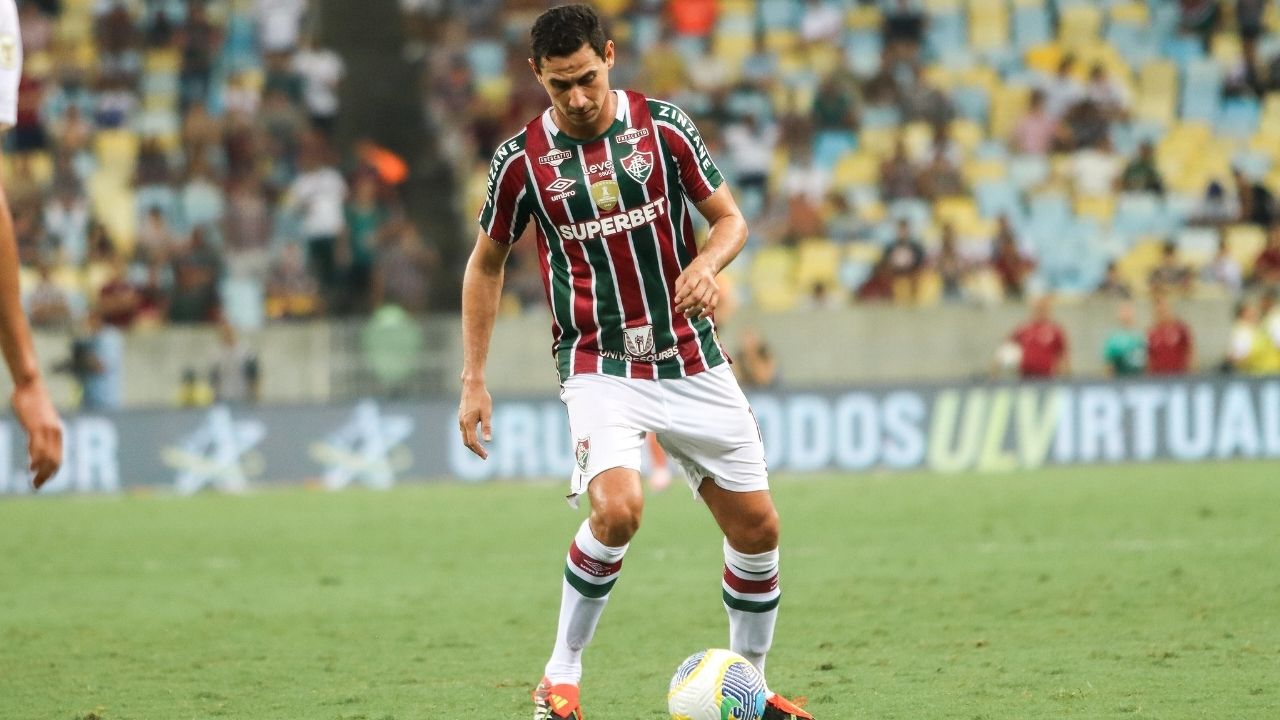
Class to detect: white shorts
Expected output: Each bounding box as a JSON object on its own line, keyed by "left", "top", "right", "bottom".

{"left": 559, "top": 364, "right": 769, "bottom": 504}
{"left": 0, "top": 0, "right": 19, "bottom": 130}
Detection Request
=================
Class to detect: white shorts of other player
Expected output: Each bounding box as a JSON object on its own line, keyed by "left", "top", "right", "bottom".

{"left": 560, "top": 364, "right": 768, "bottom": 505}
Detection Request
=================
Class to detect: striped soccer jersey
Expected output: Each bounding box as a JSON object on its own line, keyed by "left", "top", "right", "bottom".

{"left": 478, "top": 89, "right": 730, "bottom": 383}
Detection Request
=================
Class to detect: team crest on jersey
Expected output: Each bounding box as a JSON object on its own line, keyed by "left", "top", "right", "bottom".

{"left": 623, "top": 325, "right": 656, "bottom": 357}
{"left": 614, "top": 127, "right": 649, "bottom": 145}
{"left": 575, "top": 436, "right": 590, "bottom": 473}
{"left": 591, "top": 180, "right": 620, "bottom": 212}
{"left": 538, "top": 148, "right": 572, "bottom": 167}
{"left": 620, "top": 149, "right": 654, "bottom": 184}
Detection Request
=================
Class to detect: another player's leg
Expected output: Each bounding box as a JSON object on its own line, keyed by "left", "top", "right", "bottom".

{"left": 645, "top": 432, "right": 671, "bottom": 491}
{"left": 700, "top": 481, "right": 812, "bottom": 720}
{"left": 535, "top": 468, "right": 644, "bottom": 720}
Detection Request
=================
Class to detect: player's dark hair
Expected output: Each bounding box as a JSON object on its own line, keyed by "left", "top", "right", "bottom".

{"left": 530, "top": 4, "right": 607, "bottom": 69}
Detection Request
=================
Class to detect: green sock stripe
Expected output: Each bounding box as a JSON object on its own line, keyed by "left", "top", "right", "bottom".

{"left": 722, "top": 589, "right": 781, "bottom": 613}
{"left": 565, "top": 566, "right": 617, "bottom": 599}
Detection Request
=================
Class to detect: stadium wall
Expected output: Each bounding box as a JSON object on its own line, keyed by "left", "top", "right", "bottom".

{"left": 3, "top": 375, "right": 1278, "bottom": 497}
{"left": 13, "top": 297, "right": 1237, "bottom": 408}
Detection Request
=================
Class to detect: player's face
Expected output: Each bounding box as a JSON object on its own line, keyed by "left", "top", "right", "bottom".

{"left": 531, "top": 41, "right": 616, "bottom": 136}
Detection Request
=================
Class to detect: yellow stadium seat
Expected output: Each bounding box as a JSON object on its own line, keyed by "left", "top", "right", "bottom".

{"left": 749, "top": 247, "right": 798, "bottom": 313}
{"left": 904, "top": 121, "right": 933, "bottom": 161}
{"left": 1226, "top": 225, "right": 1267, "bottom": 274}
{"left": 847, "top": 5, "right": 882, "bottom": 30}
{"left": 1135, "top": 60, "right": 1178, "bottom": 125}
{"left": 858, "top": 128, "right": 897, "bottom": 160}
{"left": 934, "top": 196, "right": 981, "bottom": 236}
{"left": 1211, "top": 33, "right": 1244, "bottom": 68}
{"left": 948, "top": 119, "right": 985, "bottom": 156}
{"left": 94, "top": 130, "right": 139, "bottom": 180}
{"left": 1024, "top": 42, "right": 1064, "bottom": 75}
{"left": 718, "top": 0, "right": 754, "bottom": 15}
{"left": 832, "top": 152, "right": 880, "bottom": 189}
{"left": 963, "top": 159, "right": 1007, "bottom": 185}
{"left": 764, "top": 29, "right": 798, "bottom": 52}
{"left": 1075, "top": 195, "right": 1116, "bottom": 223}
{"left": 144, "top": 49, "right": 182, "bottom": 75}
{"left": 795, "top": 240, "right": 842, "bottom": 292}
{"left": 807, "top": 44, "right": 841, "bottom": 77}
{"left": 1117, "top": 238, "right": 1166, "bottom": 295}
{"left": 713, "top": 34, "right": 754, "bottom": 65}
{"left": 87, "top": 177, "right": 136, "bottom": 250}
{"left": 956, "top": 66, "right": 1001, "bottom": 94}
{"left": 1110, "top": 1, "right": 1149, "bottom": 25}
{"left": 1013, "top": 0, "right": 1045, "bottom": 8}
{"left": 924, "top": 0, "right": 961, "bottom": 11}
{"left": 846, "top": 242, "right": 883, "bottom": 265}
{"left": 990, "top": 85, "right": 1031, "bottom": 141}
{"left": 915, "top": 269, "right": 943, "bottom": 307}
{"left": 1059, "top": 5, "right": 1102, "bottom": 49}
{"left": 968, "top": 3, "right": 1010, "bottom": 52}
{"left": 857, "top": 200, "right": 887, "bottom": 223}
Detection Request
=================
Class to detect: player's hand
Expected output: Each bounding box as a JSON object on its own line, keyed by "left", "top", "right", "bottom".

{"left": 458, "top": 380, "right": 493, "bottom": 460}
{"left": 673, "top": 256, "right": 718, "bottom": 321}
{"left": 11, "top": 377, "right": 63, "bottom": 489}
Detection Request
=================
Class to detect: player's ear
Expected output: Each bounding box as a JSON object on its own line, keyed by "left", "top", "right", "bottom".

{"left": 528, "top": 57, "right": 541, "bottom": 80}
{"left": 604, "top": 40, "right": 615, "bottom": 70}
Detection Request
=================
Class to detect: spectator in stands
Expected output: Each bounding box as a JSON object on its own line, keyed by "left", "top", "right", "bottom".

{"left": 19, "top": 2, "right": 53, "bottom": 54}
{"left": 25, "top": 264, "right": 72, "bottom": 331}
{"left": 1118, "top": 141, "right": 1165, "bottom": 195}
{"left": 1239, "top": 0, "right": 1268, "bottom": 94}
{"left": 668, "top": 0, "right": 717, "bottom": 38}
{"left": 179, "top": 1, "right": 221, "bottom": 110}
{"left": 43, "top": 183, "right": 89, "bottom": 266}
{"left": 856, "top": 256, "right": 896, "bottom": 303}
{"left": 211, "top": 318, "right": 259, "bottom": 405}
{"left": 136, "top": 207, "right": 178, "bottom": 265}
{"left": 97, "top": 258, "right": 141, "bottom": 329}
{"left": 1202, "top": 236, "right": 1244, "bottom": 294}
{"left": 880, "top": 136, "right": 920, "bottom": 201}
{"left": 1252, "top": 224, "right": 1280, "bottom": 288}
{"left": 1234, "top": 168, "right": 1276, "bottom": 227}
{"left": 1227, "top": 299, "right": 1280, "bottom": 374}
{"left": 882, "top": 0, "right": 926, "bottom": 54}
{"left": 1010, "top": 295, "right": 1069, "bottom": 378}
{"left": 882, "top": 218, "right": 926, "bottom": 300}
{"left": 1073, "top": 136, "right": 1121, "bottom": 198}
{"left": 182, "top": 100, "right": 223, "bottom": 166}
{"left": 293, "top": 34, "right": 347, "bottom": 136}
{"left": 991, "top": 218, "right": 1035, "bottom": 300}
{"left": 134, "top": 261, "right": 169, "bottom": 328}
{"left": 1147, "top": 293, "right": 1195, "bottom": 375}
{"left": 371, "top": 216, "right": 437, "bottom": 315}
{"left": 917, "top": 144, "right": 966, "bottom": 200}
{"left": 71, "top": 310, "right": 124, "bottom": 412}
{"left": 1084, "top": 63, "right": 1129, "bottom": 122}
{"left": 812, "top": 72, "right": 859, "bottom": 135}
{"left": 1102, "top": 301, "right": 1146, "bottom": 377}
{"left": 1095, "top": 260, "right": 1133, "bottom": 299}
{"left": 723, "top": 114, "right": 778, "bottom": 214}
{"left": 285, "top": 134, "right": 348, "bottom": 294}
{"left": 735, "top": 327, "right": 778, "bottom": 389}
{"left": 900, "top": 64, "right": 953, "bottom": 127}
{"left": 800, "top": 0, "right": 843, "bottom": 45}
{"left": 223, "top": 175, "right": 273, "bottom": 277}
{"left": 1041, "top": 55, "right": 1083, "bottom": 119}
{"left": 803, "top": 281, "right": 841, "bottom": 311}
{"left": 168, "top": 227, "right": 223, "bottom": 324}
{"left": 266, "top": 244, "right": 322, "bottom": 321}
{"left": 1148, "top": 240, "right": 1194, "bottom": 296}
{"left": 1059, "top": 98, "right": 1110, "bottom": 152}
{"left": 932, "top": 222, "right": 973, "bottom": 302}
{"left": 256, "top": 0, "right": 307, "bottom": 54}
{"left": 1193, "top": 180, "right": 1240, "bottom": 226}
{"left": 823, "top": 191, "right": 870, "bottom": 244}
{"left": 1012, "top": 89, "right": 1059, "bottom": 156}
{"left": 783, "top": 140, "right": 830, "bottom": 206}
{"left": 1179, "top": 0, "right": 1220, "bottom": 51}
{"left": 339, "top": 173, "right": 386, "bottom": 315}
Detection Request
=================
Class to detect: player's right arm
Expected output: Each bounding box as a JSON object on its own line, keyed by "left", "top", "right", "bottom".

{"left": 0, "top": 0, "right": 61, "bottom": 488}
{"left": 459, "top": 131, "right": 530, "bottom": 460}
{"left": 458, "top": 230, "right": 512, "bottom": 460}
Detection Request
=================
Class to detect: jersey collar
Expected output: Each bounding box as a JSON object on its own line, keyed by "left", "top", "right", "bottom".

{"left": 541, "top": 89, "right": 629, "bottom": 146}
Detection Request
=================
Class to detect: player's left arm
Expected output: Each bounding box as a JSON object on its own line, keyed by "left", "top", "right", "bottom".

{"left": 674, "top": 186, "right": 747, "bottom": 321}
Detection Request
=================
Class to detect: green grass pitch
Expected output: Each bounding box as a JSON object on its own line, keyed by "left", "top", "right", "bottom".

{"left": 2, "top": 462, "right": 1278, "bottom": 719}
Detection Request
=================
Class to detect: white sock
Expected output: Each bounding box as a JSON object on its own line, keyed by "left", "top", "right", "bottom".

{"left": 544, "top": 520, "right": 628, "bottom": 685}
{"left": 722, "top": 538, "right": 780, "bottom": 676}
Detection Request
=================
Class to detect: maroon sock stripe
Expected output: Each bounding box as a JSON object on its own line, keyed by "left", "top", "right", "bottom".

{"left": 569, "top": 541, "right": 624, "bottom": 578}
{"left": 722, "top": 565, "right": 779, "bottom": 595}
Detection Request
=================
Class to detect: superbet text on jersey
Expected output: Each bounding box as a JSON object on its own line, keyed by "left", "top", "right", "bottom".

{"left": 478, "top": 90, "right": 730, "bottom": 383}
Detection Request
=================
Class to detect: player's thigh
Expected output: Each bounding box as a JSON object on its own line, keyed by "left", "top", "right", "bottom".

{"left": 656, "top": 365, "right": 768, "bottom": 494}
{"left": 561, "top": 372, "right": 663, "bottom": 500}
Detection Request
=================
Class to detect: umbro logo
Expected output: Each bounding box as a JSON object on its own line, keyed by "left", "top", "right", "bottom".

{"left": 546, "top": 176, "right": 577, "bottom": 202}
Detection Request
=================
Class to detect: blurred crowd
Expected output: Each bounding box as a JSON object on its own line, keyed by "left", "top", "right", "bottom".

{"left": 13, "top": 0, "right": 438, "bottom": 343}
{"left": 418, "top": 0, "right": 1280, "bottom": 318}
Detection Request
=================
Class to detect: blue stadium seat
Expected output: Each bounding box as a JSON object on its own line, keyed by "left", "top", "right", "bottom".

{"left": 951, "top": 86, "right": 990, "bottom": 125}
{"left": 887, "top": 198, "right": 933, "bottom": 237}
{"left": 845, "top": 30, "right": 884, "bottom": 77}
{"left": 465, "top": 40, "right": 506, "bottom": 80}
{"left": 975, "top": 180, "right": 1023, "bottom": 222}
{"left": 759, "top": 0, "right": 801, "bottom": 29}
{"left": 925, "top": 10, "right": 968, "bottom": 65}
{"left": 1180, "top": 60, "right": 1223, "bottom": 125}
{"left": 1216, "top": 97, "right": 1260, "bottom": 139}
{"left": 1008, "top": 155, "right": 1050, "bottom": 191}
{"left": 1113, "top": 193, "right": 1164, "bottom": 240}
{"left": 1013, "top": 6, "right": 1052, "bottom": 51}
{"left": 814, "top": 131, "right": 858, "bottom": 170}
{"left": 860, "top": 103, "right": 902, "bottom": 130}
{"left": 1163, "top": 35, "right": 1206, "bottom": 71}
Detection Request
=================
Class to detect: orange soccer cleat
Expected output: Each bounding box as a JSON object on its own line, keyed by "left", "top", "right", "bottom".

{"left": 532, "top": 677, "right": 585, "bottom": 720}
{"left": 763, "top": 691, "right": 813, "bottom": 719}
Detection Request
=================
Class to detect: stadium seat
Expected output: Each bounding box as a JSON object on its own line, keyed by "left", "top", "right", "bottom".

{"left": 1008, "top": 154, "right": 1050, "bottom": 191}
{"left": 748, "top": 246, "right": 799, "bottom": 313}
{"left": 795, "top": 239, "right": 842, "bottom": 293}
{"left": 832, "top": 152, "right": 879, "bottom": 189}
{"left": 1225, "top": 225, "right": 1267, "bottom": 274}
{"left": 1012, "top": 5, "right": 1052, "bottom": 51}
{"left": 1058, "top": 5, "right": 1102, "bottom": 49}
{"left": 975, "top": 180, "right": 1023, "bottom": 221}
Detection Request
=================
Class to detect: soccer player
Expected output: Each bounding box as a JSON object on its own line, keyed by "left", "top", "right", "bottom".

{"left": 457, "top": 6, "right": 811, "bottom": 719}
{"left": 0, "top": 0, "right": 62, "bottom": 488}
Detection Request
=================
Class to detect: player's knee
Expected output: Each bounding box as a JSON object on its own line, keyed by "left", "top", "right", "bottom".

{"left": 590, "top": 493, "right": 643, "bottom": 546}
{"left": 730, "top": 507, "right": 779, "bottom": 554}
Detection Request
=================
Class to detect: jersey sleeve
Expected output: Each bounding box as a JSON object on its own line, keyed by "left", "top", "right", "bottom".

{"left": 0, "top": 0, "right": 22, "bottom": 131}
{"left": 477, "top": 133, "right": 533, "bottom": 245}
{"left": 649, "top": 99, "right": 724, "bottom": 203}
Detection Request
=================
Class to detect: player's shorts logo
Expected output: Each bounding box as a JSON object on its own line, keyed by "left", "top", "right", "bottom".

{"left": 620, "top": 149, "right": 653, "bottom": 184}
{"left": 0, "top": 36, "right": 15, "bottom": 71}
{"left": 575, "top": 436, "right": 590, "bottom": 473}
{"left": 538, "top": 149, "right": 572, "bottom": 167}
{"left": 590, "top": 180, "right": 620, "bottom": 212}
{"left": 623, "top": 325, "right": 656, "bottom": 357}
{"left": 545, "top": 177, "right": 576, "bottom": 202}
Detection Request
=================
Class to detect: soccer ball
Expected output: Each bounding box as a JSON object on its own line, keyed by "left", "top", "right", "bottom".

{"left": 667, "top": 648, "right": 767, "bottom": 720}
